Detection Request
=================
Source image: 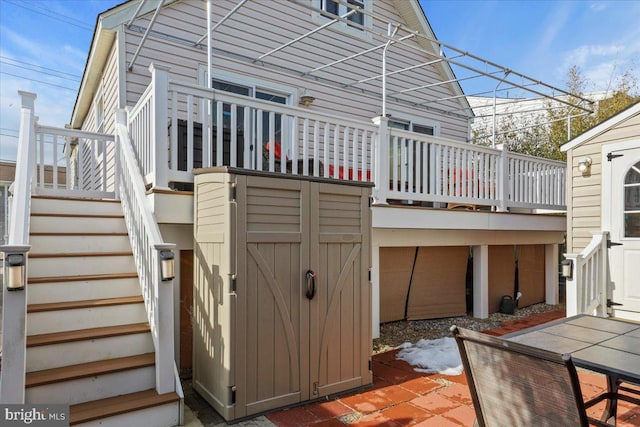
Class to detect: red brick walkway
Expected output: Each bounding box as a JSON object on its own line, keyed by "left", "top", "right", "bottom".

{"left": 266, "top": 309, "right": 640, "bottom": 426}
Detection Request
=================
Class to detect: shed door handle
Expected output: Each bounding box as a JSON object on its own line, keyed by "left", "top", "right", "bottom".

{"left": 305, "top": 270, "right": 316, "bottom": 300}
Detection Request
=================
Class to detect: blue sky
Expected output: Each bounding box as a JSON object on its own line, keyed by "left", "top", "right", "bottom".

{"left": 1, "top": 0, "right": 639, "bottom": 162}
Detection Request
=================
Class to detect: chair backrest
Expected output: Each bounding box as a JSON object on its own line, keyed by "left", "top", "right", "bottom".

{"left": 451, "top": 326, "right": 590, "bottom": 427}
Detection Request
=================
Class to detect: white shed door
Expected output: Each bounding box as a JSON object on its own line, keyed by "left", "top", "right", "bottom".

{"left": 609, "top": 147, "right": 640, "bottom": 313}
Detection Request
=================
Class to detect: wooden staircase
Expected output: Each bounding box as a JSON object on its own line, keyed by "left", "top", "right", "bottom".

{"left": 26, "top": 195, "right": 181, "bottom": 426}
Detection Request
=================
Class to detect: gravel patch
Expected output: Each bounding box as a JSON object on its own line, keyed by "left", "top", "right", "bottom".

{"left": 373, "top": 303, "right": 563, "bottom": 354}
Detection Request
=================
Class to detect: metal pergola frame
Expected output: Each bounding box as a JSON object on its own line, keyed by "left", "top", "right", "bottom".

{"left": 125, "top": 0, "right": 596, "bottom": 142}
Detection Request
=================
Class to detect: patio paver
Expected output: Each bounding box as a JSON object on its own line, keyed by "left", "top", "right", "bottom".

{"left": 186, "top": 307, "right": 639, "bottom": 426}
{"left": 265, "top": 308, "right": 580, "bottom": 427}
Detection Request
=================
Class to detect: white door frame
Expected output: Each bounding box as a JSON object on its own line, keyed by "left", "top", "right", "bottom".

{"left": 601, "top": 139, "right": 640, "bottom": 319}
{"left": 601, "top": 139, "right": 640, "bottom": 231}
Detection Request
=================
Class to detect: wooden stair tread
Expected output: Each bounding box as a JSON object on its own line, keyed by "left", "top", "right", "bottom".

{"left": 32, "top": 195, "right": 121, "bottom": 203}
{"left": 31, "top": 213, "right": 124, "bottom": 218}
{"left": 70, "top": 389, "right": 179, "bottom": 425}
{"left": 26, "top": 353, "right": 155, "bottom": 387}
{"left": 30, "top": 232, "right": 128, "bottom": 236}
{"left": 27, "top": 323, "right": 150, "bottom": 347}
{"left": 29, "top": 251, "right": 133, "bottom": 258}
{"left": 28, "top": 272, "right": 138, "bottom": 284}
{"left": 28, "top": 296, "right": 144, "bottom": 313}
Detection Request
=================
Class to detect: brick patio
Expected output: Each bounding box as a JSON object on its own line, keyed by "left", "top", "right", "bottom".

{"left": 265, "top": 309, "right": 640, "bottom": 427}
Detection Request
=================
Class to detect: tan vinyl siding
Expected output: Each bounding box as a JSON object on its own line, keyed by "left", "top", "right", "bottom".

{"left": 568, "top": 111, "right": 640, "bottom": 253}
{"left": 122, "top": 0, "right": 469, "bottom": 141}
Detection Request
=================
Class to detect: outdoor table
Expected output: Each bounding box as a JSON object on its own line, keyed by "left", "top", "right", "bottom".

{"left": 504, "top": 314, "right": 640, "bottom": 423}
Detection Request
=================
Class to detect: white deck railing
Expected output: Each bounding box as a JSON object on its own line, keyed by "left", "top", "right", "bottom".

{"left": 387, "top": 129, "right": 502, "bottom": 206}
{"left": 387, "top": 128, "right": 566, "bottom": 209}
{"left": 33, "top": 125, "right": 116, "bottom": 197}
{"left": 128, "top": 65, "right": 377, "bottom": 188}
{"left": 115, "top": 110, "right": 175, "bottom": 394}
{"left": 565, "top": 231, "right": 609, "bottom": 317}
{"left": 127, "top": 64, "right": 566, "bottom": 211}
{"left": 507, "top": 152, "right": 566, "bottom": 209}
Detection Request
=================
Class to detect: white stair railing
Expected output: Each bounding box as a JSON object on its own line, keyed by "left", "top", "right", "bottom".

{"left": 1, "top": 91, "right": 36, "bottom": 403}
{"left": 115, "top": 109, "right": 176, "bottom": 394}
{"left": 565, "top": 231, "right": 609, "bottom": 317}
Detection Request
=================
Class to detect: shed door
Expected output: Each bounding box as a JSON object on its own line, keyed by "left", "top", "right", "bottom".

{"left": 310, "top": 183, "right": 372, "bottom": 397}
{"left": 609, "top": 147, "right": 640, "bottom": 313}
{"left": 236, "top": 176, "right": 309, "bottom": 417}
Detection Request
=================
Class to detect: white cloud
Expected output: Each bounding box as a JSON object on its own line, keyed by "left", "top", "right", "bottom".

{"left": 589, "top": 2, "right": 608, "bottom": 12}
{"left": 564, "top": 43, "right": 624, "bottom": 68}
{"left": 560, "top": 27, "right": 640, "bottom": 91}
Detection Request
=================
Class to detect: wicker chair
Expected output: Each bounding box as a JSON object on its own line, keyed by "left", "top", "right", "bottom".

{"left": 451, "top": 326, "right": 634, "bottom": 427}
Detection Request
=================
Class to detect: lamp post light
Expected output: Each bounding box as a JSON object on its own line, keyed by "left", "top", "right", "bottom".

{"left": 5, "top": 253, "right": 26, "bottom": 291}
{"left": 160, "top": 250, "right": 175, "bottom": 281}
{"left": 560, "top": 259, "right": 573, "bottom": 280}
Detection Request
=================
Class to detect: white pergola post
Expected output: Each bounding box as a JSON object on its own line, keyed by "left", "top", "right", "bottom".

{"left": 473, "top": 245, "right": 489, "bottom": 318}
{"left": 372, "top": 115, "right": 389, "bottom": 205}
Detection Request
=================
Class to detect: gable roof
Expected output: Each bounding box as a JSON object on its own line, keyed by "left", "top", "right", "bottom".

{"left": 391, "top": 0, "right": 472, "bottom": 116}
{"left": 561, "top": 101, "right": 640, "bottom": 152}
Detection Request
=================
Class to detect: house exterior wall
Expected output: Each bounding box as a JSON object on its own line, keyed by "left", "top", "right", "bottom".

{"left": 115, "top": 0, "right": 469, "bottom": 141}
{"left": 81, "top": 41, "right": 120, "bottom": 135}
{"left": 567, "top": 111, "right": 640, "bottom": 253}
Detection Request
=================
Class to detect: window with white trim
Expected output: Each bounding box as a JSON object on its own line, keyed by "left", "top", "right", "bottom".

{"left": 181, "top": 78, "right": 291, "bottom": 169}
{"left": 212, "top": 79, "right": 289, "bottom": 162}
{"left": 92, "top": 93, "right": 106, "bottom": 165}
{"left": 95, "top": 95, "right": 105, "bottom": 133}
{"left": 624, "top": 161, "right": 640, "bottom": 237}
{"left": 389, "top": 119, "right": 435, "bottom": 136}
{"left": 320, "top": 0, "right": 366, "bottom": 29}
{"left": 388, "top": 118, "right": 437, "bottom": 186}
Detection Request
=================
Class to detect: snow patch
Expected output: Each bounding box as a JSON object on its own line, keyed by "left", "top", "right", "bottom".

{"left": 396, "top": 337, "right": 463, "bottom": 376}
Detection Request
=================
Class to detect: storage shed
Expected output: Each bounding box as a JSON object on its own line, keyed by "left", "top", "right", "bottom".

{"left": 192, "top": 168, "right": 372, "bottom": 421}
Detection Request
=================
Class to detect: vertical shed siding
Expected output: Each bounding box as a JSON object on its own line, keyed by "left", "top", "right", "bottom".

{"left": 122, "top": 0, "right": 469, "bottom": 141}
{"left": 568, "top": 112, "right": 640, "bottom": 253}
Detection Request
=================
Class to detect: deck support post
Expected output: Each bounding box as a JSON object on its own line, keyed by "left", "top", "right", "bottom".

{"left": 545, "top": 244, "right": 559, "bottom": 305}
{"left": 371, "top": 242, "right": 380, "bottom": 339}
{"left": 472, "top": 245, "right": 489, "bottom": 319}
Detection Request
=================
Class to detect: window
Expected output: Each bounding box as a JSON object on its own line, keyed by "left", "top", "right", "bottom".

{"left": 320, "top": 0, "right": 365, "bottom": 28}
{"left": 93, "top": 94, "right": 106, "bottom": 164}
{"left": 388, "top": 119, "right": 436, "bottom": 187}
{"left": 95, "top": 95, "right": 104, "bottom": 133}
{"left": 624, "top": 161, "right": 640, "bottom": 237}
{"left": 210, "top": 79, "right": 289, "bottom": 168}
{"left": 412, "top": 124, "right": 435, "bottom": 136}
